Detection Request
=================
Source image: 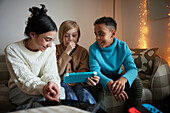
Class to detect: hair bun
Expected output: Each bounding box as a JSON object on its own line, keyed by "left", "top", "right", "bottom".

{"left": 29, "top": 4, "right": 47, "bottom": 17}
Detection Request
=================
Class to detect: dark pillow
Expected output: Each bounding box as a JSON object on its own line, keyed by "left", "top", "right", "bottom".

{"left": 138, "top": 71, "right": 151, "bottom": 89}
{"left": 131, "top": 48, "right": 158, "bottom": 75}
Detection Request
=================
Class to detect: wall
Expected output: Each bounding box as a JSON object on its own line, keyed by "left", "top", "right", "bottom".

{"left": 0, "top": 0, "right": 113, "bottom": 55}
{"left": 115, "top": 0, "right": 170, "bottom": 64}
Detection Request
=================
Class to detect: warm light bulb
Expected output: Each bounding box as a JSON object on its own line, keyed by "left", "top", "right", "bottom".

{"left": 138, "top": 0, "right": 147, "bottom": 49}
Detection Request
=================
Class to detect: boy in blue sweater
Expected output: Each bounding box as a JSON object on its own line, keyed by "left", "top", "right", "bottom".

{"left": 89, "top": 16, "right": 142, "bottom": 111}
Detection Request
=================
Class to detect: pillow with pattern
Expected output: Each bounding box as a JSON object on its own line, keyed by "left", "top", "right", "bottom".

{"left": 130, "top": 48, "right": 158, "bottom": 76}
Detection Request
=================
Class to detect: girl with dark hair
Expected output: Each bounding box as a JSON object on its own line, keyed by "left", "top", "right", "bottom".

{"left": 4, "top": 4, "right": 64, "bottom": 110}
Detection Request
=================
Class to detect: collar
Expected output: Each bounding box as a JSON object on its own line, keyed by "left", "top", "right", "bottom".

{"left": 98, "top": 37, "right": 117, "bottom": 52}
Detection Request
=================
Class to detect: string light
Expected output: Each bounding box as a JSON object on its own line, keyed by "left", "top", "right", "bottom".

{"left": 168, "top": 22, "right": 170, "bottom": 66}
{"left": 167, "top": 5, "right": 170, "bottom": 16}
{"left": 138, "top": 0, "right": 170, "bottom": 66}
{"left": 167, "top": 3, "right": 170, "bottom": 66}
{"left": 138, "top": 0, "right": 148, "bottom": 49}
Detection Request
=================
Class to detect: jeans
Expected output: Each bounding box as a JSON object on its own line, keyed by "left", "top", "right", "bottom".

{"left": 61, "top": 82, "right": 96, "bottom": 104}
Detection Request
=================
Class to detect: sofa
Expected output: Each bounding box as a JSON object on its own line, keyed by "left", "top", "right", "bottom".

{"left": 0, "top": 55, "right": 90, "bottom": 113}
{"left": 0, "top": 48, "right": 170, "bottom": 113}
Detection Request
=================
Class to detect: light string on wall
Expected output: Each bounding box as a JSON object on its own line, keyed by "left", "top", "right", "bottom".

{"left": 166, "top": 4, "right": 170, "bottom": 66}
{"left": 138, "top": 0, "right": 148, "bottom": 49}
{"left": 168, "top": 21, "right": 170, "bottom": 66}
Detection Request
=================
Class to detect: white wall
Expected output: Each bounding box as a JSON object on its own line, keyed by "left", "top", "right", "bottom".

{"left": 115, "top": 0, "right": 170, "bottom": 64}
{"left": 0, "top": 0, "right": 113, "bottom": 55}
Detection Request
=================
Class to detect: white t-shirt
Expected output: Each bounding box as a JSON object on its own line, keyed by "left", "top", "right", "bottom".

{"left": 5, "top": 39, "right": 61, "bottom": 95}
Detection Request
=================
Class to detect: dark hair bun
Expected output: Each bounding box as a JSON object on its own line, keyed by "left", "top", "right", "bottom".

{"left": 29, "top": 4, "right": 47, "bottom": 17}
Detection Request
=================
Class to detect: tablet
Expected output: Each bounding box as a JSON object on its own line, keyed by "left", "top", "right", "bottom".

{"left": 63, "top": 71, "right": 97, "bottom": 84}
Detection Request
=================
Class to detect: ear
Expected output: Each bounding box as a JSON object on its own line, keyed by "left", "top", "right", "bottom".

{"left": 29, "top": 32, "right": 36, "bottom": 39}
{"left": 111, "top": 30, "right": 116, "bottom": 38}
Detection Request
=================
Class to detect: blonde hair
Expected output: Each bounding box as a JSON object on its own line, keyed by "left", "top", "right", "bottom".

{"left": 59, "top": 20, "right": 80, "bottom": 44}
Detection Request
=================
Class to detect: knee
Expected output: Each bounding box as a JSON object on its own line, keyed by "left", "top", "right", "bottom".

{"left": 132, "top": 77, "right": 143, "bottom": 89}
{"left": 66, "top": 92, "right": 78, "bottom": 100}
{"left": 130, "top": 77, "right": 143, "bottom": 98}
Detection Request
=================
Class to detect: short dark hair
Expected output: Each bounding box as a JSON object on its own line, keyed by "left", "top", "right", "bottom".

{"left": 94, "top": 16, "right": 117, "bottom": 31}
{"left": 24, "top": 4, "right": 57, "bottom": 37}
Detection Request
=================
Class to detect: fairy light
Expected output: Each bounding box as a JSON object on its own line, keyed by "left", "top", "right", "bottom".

{"left": 138, "top": 0, "right": 148, "bottom": 48}
{"left": 138, "top": 0, "right": 170, "bottom": 66}
{"left": 167, "top": 4, "right": 170, "bottom": 66}
{"left": 168, "top": 22, "right": 170, "bottom": 66}
{"left": 167, "top": 5, "right": 170, "bottom": 16}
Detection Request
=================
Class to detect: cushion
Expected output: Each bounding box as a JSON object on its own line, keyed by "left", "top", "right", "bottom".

{"left": 0, "top": 55, "right": 10, "bottom": 84}
{"left": 152, "top": 58, "right": 170, "bottom": 100}
{"left": 131, "top": 48, "right": 158, "bottom": 76}
{"left": 0, "top": 84, "right": 15, "bottom": 113}
{"left": 138, "top": 72, "right": 150, "bottom": 89}
{"left": 141, "top": 88, "right": 152, "bottom": 103}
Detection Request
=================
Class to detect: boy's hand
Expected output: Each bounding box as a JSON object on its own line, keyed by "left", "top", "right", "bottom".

{"left": 107, "top": 80, "right": 114, "bottom": 92}
{"left": 111, "top": 77, "right": 127, "bottom": 95}
{"left": 87, "top": 76, "right": 100, "bottom": 86}
{"left": 65, "top": 41, "right": 76, "bottom": 55}
{"left": 107, "top": 80, "right": 128, "bottom": 102}
{"left": 114, "top": 91, "right": 128, "bottom": 102}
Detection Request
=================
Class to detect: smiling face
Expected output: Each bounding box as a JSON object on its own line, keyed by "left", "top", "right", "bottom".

{"left": 29, "top": 30, "right": 57, "bottom": 52}
{"left": 94, "top": 24, "right": 115, "bottom": 48}
{"left": 64, "top": 28, "right": 79, "bottom": 46}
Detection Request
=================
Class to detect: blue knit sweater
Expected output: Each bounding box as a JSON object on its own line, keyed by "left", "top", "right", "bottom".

{"left": 89, "top": 37, "right": 137, "bottom": 90}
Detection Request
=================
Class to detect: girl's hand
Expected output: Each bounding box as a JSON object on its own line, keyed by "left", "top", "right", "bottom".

{"left": 87, "top": 76, "right": 100, "bottom": 86}
{"left": 43, "top": 81, "right": 60, "bottom": 102}
{"left": 111, "top": 77, "right": 127, "bottom": 95}
{"left": 65, "top": 41, "right": 76, "bottom": 55}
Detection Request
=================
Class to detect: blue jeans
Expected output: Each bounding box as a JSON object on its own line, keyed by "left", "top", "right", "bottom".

{"left": 61, "top": 82, "right": 96, "bottom": 104}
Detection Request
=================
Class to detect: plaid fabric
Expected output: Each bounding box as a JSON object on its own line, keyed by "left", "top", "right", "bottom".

{"left": 141, "top": 88, "right": 152, "bottom": 103}
{"left": 101, "top": 55, "right": 170, "bottom": 113}
{"left": 151, "top": 57, "right": 170, "bottom": 100}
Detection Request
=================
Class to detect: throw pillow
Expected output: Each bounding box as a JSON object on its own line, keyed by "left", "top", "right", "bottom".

{"left": 130, "top": 48, "right": 158, "bottom": 76}
{"left": 138, "top": 71, "right": 151, "bottom": 89}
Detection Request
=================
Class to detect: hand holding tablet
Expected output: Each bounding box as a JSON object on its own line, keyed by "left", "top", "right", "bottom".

{"left": 63, "top": 71, "right": 97, "bottom": 84}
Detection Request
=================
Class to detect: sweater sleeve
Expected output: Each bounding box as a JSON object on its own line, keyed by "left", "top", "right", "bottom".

{"left": 89, "top": 46, "right": 112, "bottom": 90}
{"left": 56, "top": 47, "right": 72, "bottom": 76}
{"left": 122, "top": 45, "right": 138, "bottom": 87}
{"left": 40, "top": 44, "right": 61, "bottom": 89}
{"left": 5, "top": 46, "right": 46, "bottom": 95}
